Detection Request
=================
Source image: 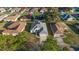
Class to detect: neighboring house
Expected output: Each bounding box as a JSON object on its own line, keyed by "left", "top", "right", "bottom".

{"left": 2, "top": 21, "right": 26, "bottom": 36}
{"left": 50, "top": 22, "right": 68, "bottom": 37}
{"left": 30, "top": 20, "right": 48, "bottom": 43}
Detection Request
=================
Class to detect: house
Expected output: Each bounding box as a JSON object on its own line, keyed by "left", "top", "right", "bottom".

{"left": 30, "top": 20, "right": 48, "bottom": 43}
{"left": 50, "top": 22, "right": 68, "bottom": 37}
{"left": 2, "top": 21, "right": 26, "bottom": 36}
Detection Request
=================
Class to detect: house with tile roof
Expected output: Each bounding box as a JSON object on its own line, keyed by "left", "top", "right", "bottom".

{"left": 2, "top": 21, "right": 26, "bottom": 36}
{"left": 50, "top": 22, "right": 68, "bottom": 37}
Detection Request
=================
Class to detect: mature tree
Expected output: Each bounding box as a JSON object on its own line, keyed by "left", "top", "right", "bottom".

{"left": 41, "top": 35, "right": 61, "bottom": 51}
{"left": 51, "top": 8, "right": 59, "bottom": 17}
{"left": 0, "top": 31, "right": 39, "bottom": 51}
{"left": 45, "top": 8, "right": 60, "bottom": 22}
{"left": 16, "top": 31, "right": 39, "bottom": 51}
{"left": 0, "top": 35, "right": 21, "bottom": 51}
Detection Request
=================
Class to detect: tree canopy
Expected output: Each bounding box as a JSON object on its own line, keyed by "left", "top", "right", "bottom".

{"left": 41, "top": 35, "right": 61, "bottom": 51}
{"left": 0, "top": 31, "right": 38, "bottom": 51}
